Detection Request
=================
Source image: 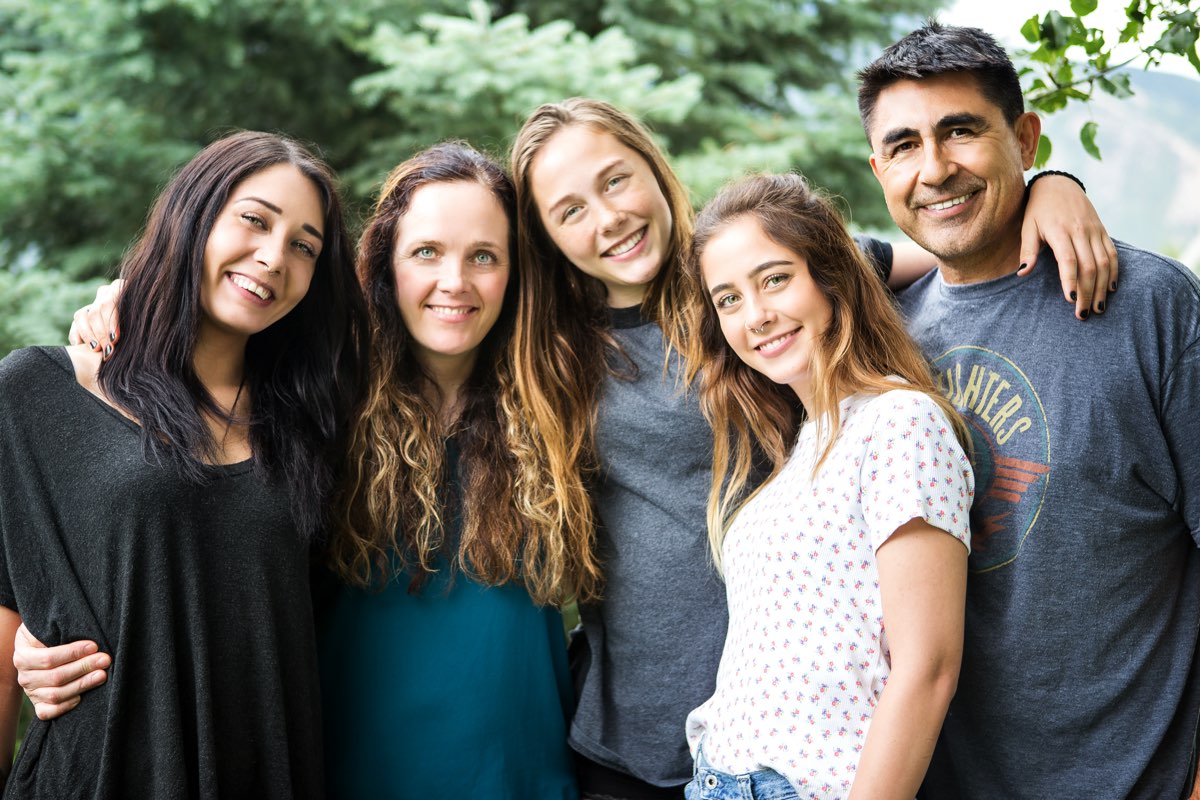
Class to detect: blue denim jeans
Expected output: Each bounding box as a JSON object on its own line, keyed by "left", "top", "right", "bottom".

{"left": 684, "top": 746, "right": 798, "bottom": 800}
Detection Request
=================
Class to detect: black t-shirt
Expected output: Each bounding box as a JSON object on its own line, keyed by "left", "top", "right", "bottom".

{"left": 0, "top": 347, "right": 322, "bottom": 799}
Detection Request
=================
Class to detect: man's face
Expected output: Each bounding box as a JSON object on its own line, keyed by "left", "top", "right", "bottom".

{"left": 867, "top": 72, "right": 1040, "bottom": 273}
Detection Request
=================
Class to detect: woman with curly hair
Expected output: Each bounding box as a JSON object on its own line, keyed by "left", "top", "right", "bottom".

{"left": 316, "top": 141, "right": 598, "bottom": 798}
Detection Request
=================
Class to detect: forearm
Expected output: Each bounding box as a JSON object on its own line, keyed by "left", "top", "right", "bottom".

{"left": 848, "top": 661, "right": 958, "bottom": 799}
{"left": 0, "top": 608, "right": 26, "bottom": 792}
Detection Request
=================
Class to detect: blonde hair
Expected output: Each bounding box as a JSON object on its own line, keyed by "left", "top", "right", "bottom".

{"left": 505, "top": 100, "right": 705, "bottom": 564}
{"left": 686, "top": 173, "right": 970, "bottom": 569}
{"left": 328, "top": 142, "right": 601, "bottom": 605}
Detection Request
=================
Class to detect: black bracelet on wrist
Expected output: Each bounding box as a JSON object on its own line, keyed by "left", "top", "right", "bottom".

{"left": 1025, "top": 169, "right": 1086, "bottom": 199}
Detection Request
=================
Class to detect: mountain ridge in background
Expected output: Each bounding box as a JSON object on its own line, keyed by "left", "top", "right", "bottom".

{"left": 1037, "top": 69, "right": 1200, "bottom": 271}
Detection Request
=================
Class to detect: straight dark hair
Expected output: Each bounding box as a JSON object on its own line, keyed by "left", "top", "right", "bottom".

{"left": 99, "top": 130, "right": 369, "bottom": 539}
{"left": 857, "top": 21, "right": 1025, "bottom": 141}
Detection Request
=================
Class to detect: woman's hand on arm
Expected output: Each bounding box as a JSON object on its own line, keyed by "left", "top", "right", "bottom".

{"left": 0, "top": 608, "right": 27, "bottom": 791}
{"left": 68, "top": 279, "right": 125, "bottom": 359}
{"left": 13, "top": 624, "right": 109, "bottom": 721}
{"left": 848, "top": 518, "right": 968, "bottom": 800}
{"left": 1021, "top": 174, "right": 1118, "bottom": 320}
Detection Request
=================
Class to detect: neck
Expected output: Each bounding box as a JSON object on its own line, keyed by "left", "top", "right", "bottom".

{"left": 417, "top": 349, "right": 480, "bottom": 425}
{"left": 606, "top": 283, "right": 649, "bottom": 308}
{"left": 936, "top": 222, "right": 1023, "bottom": 285}
{"left": 193, "top": 323, "right": 247, "bottom": 394}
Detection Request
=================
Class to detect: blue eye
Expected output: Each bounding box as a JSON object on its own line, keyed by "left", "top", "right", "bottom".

{"left": 562, "top": 205, "right": 582, "bottom": 222}
{"left": 415, "top": 247, "right": 436, "bottom": 259}
{"left": 473, "top": 250, "right": 497, "bottom": 265}
{"left": 606, "top": 175, "right": 625, "bottom": 189}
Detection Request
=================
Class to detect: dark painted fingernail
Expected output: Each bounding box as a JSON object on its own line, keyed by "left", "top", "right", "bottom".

{"left": 1080, "top": 309, "right": 1090, "bottom": 320}
{"left": 1109, "top": 281, "right": 1117, "bottom": 293}
{"left": 1069, "top": 290, "right": 1077, "bottom": 302}
{"left": 1097, "top": 301, "right": 1106, "bottom": 313}
{"left": 1017, "top": 263, "right": 1026, "bottom": 273}
{"left": 103, "top": 344, "right": 113, "bottom": 357}
{"left": 88, "top": 340, "right": 99, "bottom": 350}
{"left": 109, "top": 330, "right": 116, "bottom": 342}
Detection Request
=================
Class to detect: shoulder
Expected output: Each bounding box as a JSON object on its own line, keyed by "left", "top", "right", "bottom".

{"left": 1105, "top": 242, "right": 1200, "bottom": 345}
{"left": 844, "top": 388, "right": 965, "bottom": 455}
{"left": 851, "top": 386, "right": 950, "bottom": 425}
{"left": 1112, "top": 241, "right": 1200, "bottom": 298}
{"left": 0, "top": 346, "right": 70, "bottom": 386}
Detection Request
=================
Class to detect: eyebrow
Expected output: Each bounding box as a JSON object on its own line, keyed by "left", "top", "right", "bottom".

{"left": 399, "top": 239, "right": 508, "bottom": 253}
{"left": 544, "top": 157, "right": 628, "bottom": 218}
{"left": 707, "top": 259, "right": 793, "bottom": 297}
{"left": 879, "top": 112, "right": 990, "bottom": 149}
{"left": 238, "top": 196, "right": 324, "bottom": 241}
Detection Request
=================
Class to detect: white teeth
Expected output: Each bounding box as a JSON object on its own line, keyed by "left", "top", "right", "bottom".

{"left": 606, "top": 227, "right": 645, "bottom": 257}
{"left": 229, "top": 274, "right": 272, "bottom": 300}
{"left": 927, "top": 193, "right": 972, "bottom": 211}
{"left": 428, "top": 306, "right": 473, "bottom": 317}
{"left": 755, "top": 330, "right": 797, "bottom": 352}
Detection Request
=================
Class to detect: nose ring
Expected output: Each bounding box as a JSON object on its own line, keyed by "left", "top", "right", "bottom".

{"left": 748, "top": 322, "right": 767, "bottom": 334}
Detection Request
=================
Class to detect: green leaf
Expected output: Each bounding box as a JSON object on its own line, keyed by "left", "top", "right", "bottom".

{"left": 1098, "top": 73, "right": 1134, "bottom": 98}
{"left": 1034, "top": 134, "right": 1053, "bottom": 169}
{"left": 1020, "top": 15, "right": 1042, "bottom": 44}
{"left": 1080, "top": 121, "right": 1101, "bottom": 160}
{"left": 1042, "top": 11, "right": 1073, "bottom": 49}
{"left": 1071, "top": 0, "right": 1098, "bottom": 15}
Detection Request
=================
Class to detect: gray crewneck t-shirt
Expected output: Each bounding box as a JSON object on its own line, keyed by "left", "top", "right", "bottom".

{"left": 900, "top": 243, "right": 1200, "bottom": 799}
{"left": 568, "top": 305, "right": 726, "bottom": 787}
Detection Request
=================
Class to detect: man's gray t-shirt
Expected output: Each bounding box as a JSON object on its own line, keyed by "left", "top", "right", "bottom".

{"left": 899, "top": 243, "right": 1200, "bottom": 799}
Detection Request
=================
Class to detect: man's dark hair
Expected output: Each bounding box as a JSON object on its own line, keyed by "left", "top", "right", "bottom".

{"left": 857, "top": 21, "right": 1025, "bottom": 143}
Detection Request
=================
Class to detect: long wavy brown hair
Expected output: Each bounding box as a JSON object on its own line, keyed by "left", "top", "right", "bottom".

{"left": 328, "top": 142, "right": 601, "bottom": 604}
{"left": 508, "top": 98, "right": 703, "bottom": 503}
{"left": 685, "top": 173, "right": 970, "bottom": 568}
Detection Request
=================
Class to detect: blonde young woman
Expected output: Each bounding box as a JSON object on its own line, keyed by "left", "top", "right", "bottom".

{"left": 683, "top": 173, "right": 971, "bottom": 800}
{"left": 508, "top": 97, "right": 1113, "bottom": 799}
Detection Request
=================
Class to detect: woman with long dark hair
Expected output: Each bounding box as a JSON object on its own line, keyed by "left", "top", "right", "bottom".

{"left": 0, "top": 130, "right": 368, "bottom": 797}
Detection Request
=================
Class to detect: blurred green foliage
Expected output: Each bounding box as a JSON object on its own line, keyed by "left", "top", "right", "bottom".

{"left": 0, "top": 0, "right": 940, "bottom": 356}
{"left": 1018, "top": 0, "right": 1200, "bottom": 166}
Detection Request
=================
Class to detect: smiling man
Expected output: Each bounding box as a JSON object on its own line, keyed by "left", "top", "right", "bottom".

{"left": 857, "top": 22, "right": 1200, "bottom": 799}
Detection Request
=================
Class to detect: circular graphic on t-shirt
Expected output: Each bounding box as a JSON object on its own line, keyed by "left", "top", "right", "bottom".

{"left": 930, "top": 346, "right": 1050, "bottom": 572}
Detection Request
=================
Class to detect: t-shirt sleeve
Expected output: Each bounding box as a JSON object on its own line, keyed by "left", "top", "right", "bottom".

{"left": 1164, "top": 337, "right": 1200, "bottom": 544}
{"left": 0, "top": 356, "right": 24, "bottom": 612}
{"left": 859, "top": 391, "right": 974, "bottom": 553}
{"left": 854, "top": 234, "right": 893, "bottom": 286}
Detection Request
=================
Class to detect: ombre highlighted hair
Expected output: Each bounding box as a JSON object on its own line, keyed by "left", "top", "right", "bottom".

{"left": 685, "top": 173, "right": 970, "bottom": 568}
{"left": 508, "top": 98, "right": 703, "bottom": 516}
{"left": 328, "top": 141, "right": 600, "bottom": 604}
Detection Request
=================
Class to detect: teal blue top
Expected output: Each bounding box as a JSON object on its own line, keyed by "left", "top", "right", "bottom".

{"left": 314, "top": 439, "right": 578, "bottom": 799}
